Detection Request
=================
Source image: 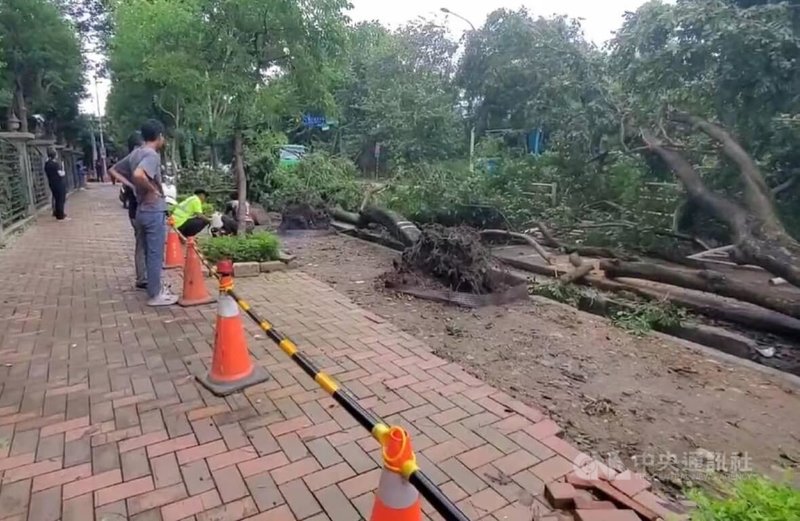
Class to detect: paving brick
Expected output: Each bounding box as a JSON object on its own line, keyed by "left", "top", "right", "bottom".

{"left": 279, "top": 478, "right": 322, "bottom": 519}
{"left": 270, "top": 456, "right": 320, "bottom": 485}
{"left": 92, "top": 441, "right": 121, "bottom": 473}
{"left": 96, "top": 476, "right": 155, "bottom": 506}
{"left": 246, "top": 504, "right": 292, "bottom": 520}
{"left": 122, "top": 446, "right": 152, "bottom": 481}
{"left": 439, "top": 458, "right": 486, "bottom": 495}
{"left": 457, "top": 444, "right": 504, "bottom": 470}
{"left": 127, "top": 483, "right": 188, "bottom": 516}
{"left": 303, "top": 461, "right": 355, "bottom": 492}
{"left": 1, "top": 456, "right": 61, "bottom": 483}
{"left": 276, "top": 432, "right": 309, "bottom": 462}
{"left": 306, "top": 437, "right": 343, "bottom": 468}
{"left": 423, "top": 439, "right": 467, "bottom": 464}
{"left": 95, "top": 499, "right": 129, "bottom": 521}
{"left": 181, "top": 460, "right": 215, "bottom": 495}
{"left": 312, "top": 484, "right": 360, "bottom": 521}
{"left": 238, "top": 452, "right": 289, "bottom": 478}
{"left": 207, "top": 446, "right": 258, "bottom": 471}
{"left": 161, "top": 489, "right": 221, "bottom": 521}
{"left": 455, "top": 486, "right": 508, "bottom": 518}
{"left": 531, "top": 456, "right": 576, "bottom": 483}
{"left": 245, "top": 472, "right": 284, "bottom": 512}
{"left": 197, "top": 497, "right": 258, "bottom": 521}
{"left": 62, "top": 492, "right": 94, "bottom": 521}
{"left": 176, "top": 440, "right": 227, "bottom": 465}
{"left": 63, "top": 468, "right": 122, "bottom": 500}
{"left": 146, "top": 434, "right": 198, "bottom": 459}
{"left": 151, "top": 453, "right": 182, "bottom": 488}
{"left": 32, "top": 462, "right": 91, "bottom": 492}
{"left": 40, "top": 416, "right": 89, "bottom": 437}
{"left": 335, "top": 441, "right": 377, "bottom": 473}
{"left": 212, "top": 465, "right": 249, "bottom": 503}
{"left": 524, "top": 419, "right": 562, "bottom": 440}
{"left": 0, "top": 452, "right": 35, "bottom": 472}
{"left": 27, "top": 486, "right": 61, "bottom": 521}
{"left": 338, "top": 468, "right": 382, "bottom": 499}
{"left": 120, "top": 431, "right": 170, "bottom": 453}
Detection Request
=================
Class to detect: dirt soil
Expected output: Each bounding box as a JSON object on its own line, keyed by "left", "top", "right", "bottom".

{"left": 282, "top": 233, "right": 800, "bottom": 493}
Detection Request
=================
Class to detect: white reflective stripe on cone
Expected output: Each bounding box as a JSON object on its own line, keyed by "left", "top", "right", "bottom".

{"left": 376, "top": 469, "right": 418, "bottom": 510}
{"left": 217, "top": 293, "right": 239, "bottom": 318}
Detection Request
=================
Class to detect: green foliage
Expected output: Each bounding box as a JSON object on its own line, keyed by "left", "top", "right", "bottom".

{"left": 177, "top": 165, "right": 234, "bottom": 208}
{"left": 690, "top": 476, "right": 800, "bottom": 521}
{"left": 529, "top": 280, "right": 586, "bottom": 307}
{"left": 612, "top": 300, "right": 687, "bottom": 336}
{"left": 199, "top": 233, "right": 280, "bottom": 263}
{"left": 0, "top": 0, "right": 84, "bottom": 134}
{"left": 258, "top": 152, "right": 362, "bottom": 211}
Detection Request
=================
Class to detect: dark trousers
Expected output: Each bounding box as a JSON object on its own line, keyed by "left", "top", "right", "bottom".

{"left": 49, "top": 181, "right": 66, "bottom": 220}
{"left": 178, "top": 217, "right": 208, "bottom": 237}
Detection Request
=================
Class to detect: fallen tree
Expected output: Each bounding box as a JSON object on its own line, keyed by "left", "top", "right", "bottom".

{"left": 641, "top": 111, "right": 800, "bottom": 289}
{"left": 601, "top": 260, "right": 800, "bottom": 320}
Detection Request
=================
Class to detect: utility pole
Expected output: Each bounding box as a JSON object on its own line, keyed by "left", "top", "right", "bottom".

{"left": 94, "top": 75, "right": 108, "bottom": 181}
{"left": 441, "top": 7, "right": 477, "bottom": 172}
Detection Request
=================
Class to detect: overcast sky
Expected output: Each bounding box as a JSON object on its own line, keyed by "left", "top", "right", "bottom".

{"left": 81, "top": 0, "right": 646, "bottom": 116}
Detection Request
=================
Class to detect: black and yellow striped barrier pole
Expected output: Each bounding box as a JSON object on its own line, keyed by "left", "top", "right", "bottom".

{"left": 174, "top": 229, "right": 470, "bottom": 521}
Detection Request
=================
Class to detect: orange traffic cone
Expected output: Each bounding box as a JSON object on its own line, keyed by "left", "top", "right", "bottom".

{"left": 164, "top": 216, "right": 184, "bottom": 269}
{"left": 197, "top": 260, "right": 269, "bottom": 396}
{"left": 179, "top": 237, "right": 215, "bottom": 307}
{"left": 370, "top": 426, "right": 422, "bottom": 521}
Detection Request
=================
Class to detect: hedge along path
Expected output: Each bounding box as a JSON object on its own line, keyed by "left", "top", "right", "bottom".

{"left": 172, "top": 225, "right": 472, "bottom": 521}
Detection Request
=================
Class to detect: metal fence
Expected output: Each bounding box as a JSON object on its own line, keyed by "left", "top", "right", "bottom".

{"left": 0, "top": 132, "right": 79, "bottom": 242}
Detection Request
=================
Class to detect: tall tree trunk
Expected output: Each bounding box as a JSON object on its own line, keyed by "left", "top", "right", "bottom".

{"left": 233, "top": 129, "right": 247, "bottom": 234}
{"left": 14, "top": 79, "right": 27, "bottom": 133}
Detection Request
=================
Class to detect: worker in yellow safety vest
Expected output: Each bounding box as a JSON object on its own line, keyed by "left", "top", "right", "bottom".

{"left": 171, "top": 189, "right": 210, "bottom": 237}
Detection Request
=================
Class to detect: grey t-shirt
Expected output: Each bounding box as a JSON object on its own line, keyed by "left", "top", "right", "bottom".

{"left": 112, "top": 147, "right": 164, "bottom": 212}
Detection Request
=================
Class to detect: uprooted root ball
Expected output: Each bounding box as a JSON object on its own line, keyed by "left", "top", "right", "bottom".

{"left": 399, "top": 225, "right": 496, "bottom": 293}
{"left": 278, "top": 202, "right": 331, "bottom": 231}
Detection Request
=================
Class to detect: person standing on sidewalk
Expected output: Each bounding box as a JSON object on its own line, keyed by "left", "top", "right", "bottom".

{"left": 109, "top": 120, "right": 176, "bottom": 306}
{"left": 45, "top": 149, "right": 67, "bottom": 220}
{"left": 114, "top": 131, "right": 147, "bottom": 289}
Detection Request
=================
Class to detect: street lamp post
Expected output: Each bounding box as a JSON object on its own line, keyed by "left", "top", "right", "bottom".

{"left": 94, "top": 75, "right": 108, "bottom": 182}
{"left": 440, "top": 7, "right": 477, "bottom": 172}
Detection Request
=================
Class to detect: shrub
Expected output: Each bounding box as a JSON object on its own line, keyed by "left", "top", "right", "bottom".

{"left": 257, "top": 152, "right": 362, "bottom": 211}
{"left": 199, "top": 232, "right": 280, "bottom": 263}
{"left": 177, "top": 165, "right": 234, "bottom": 208}
{"left": 690, "top": 476, "right": 800, "bottom": 521}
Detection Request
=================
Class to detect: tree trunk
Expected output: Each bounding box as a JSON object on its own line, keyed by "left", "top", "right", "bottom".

{"left": 641, "top": 125, "right": 800, "bottom": 288}
{"left": 14, "top": 79, "right": 28, "bottom": 133}
{"left": 600, "top": 259, "right": 800, "bottom": 320}
{"left": 233, "top": 129, "right": 247, "bottom": 234}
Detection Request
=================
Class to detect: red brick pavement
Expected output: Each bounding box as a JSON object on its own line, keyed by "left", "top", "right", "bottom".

{"left": 0, "top": 187, "right": 680, "bottom": 521}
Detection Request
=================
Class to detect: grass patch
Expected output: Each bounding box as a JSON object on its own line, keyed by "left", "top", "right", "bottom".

{"left": 690, "top": 475, "right": 800, "bottom": 521}
{"left": 199, "top": 232, "right": 280, "bottom": 263}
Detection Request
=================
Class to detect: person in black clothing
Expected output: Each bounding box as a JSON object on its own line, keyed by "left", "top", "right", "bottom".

{"left": 45, "top": 149, "right": 67, "bottom": 220}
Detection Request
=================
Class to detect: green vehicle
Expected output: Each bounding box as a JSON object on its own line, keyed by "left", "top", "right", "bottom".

{"left": 279, "top": 145, "right": 307, "bottom": 169}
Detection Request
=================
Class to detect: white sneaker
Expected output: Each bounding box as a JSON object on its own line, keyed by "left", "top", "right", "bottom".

{"left": 147, "top": 290, "right": 179, "bottom": 307}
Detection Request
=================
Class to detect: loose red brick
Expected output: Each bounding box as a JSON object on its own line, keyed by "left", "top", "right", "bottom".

{"left": 303, "top": 461, "right": 355, "bottom": 492}
{"left": 126, "top": 483, "right": 188, "bottom": 516}
{"left": 146, "top": 434, "right": 197, "bottom": 458}
{"left": 270, "top": 456, "right": 320, "bottom": 485}
{"left": 575, "top": 509, "right": 641, "bottom": 521}
{"left": 611, "top": 471, "right": 651, "bottom": 498}
{"left": 545, "top": 482, "right": 577, "bottom": 509}
{"left": 2, "top": 457, "right": 62, "bottom": 483}
{"left": 633, "top": 490, "right": 688, "bottom": 521}
{"left": 63, "top": 468, "right": 123, "bottom": 500}
{"left": 525, "top": 419, "right": 562, "bottom": 440}
{"left": 574, "top": 496, "right": 617, "bottom": 510}
{"left": 95, "top": 475, "right": 154, "bottom": 506}
{"left": 0, "top": 452, "right": 35, "bottom": 472}
{"left": 197, "top": 496, "right": 258, "bottom": 521}
{"left": 32, "top": 462, "right": 92, "bottom": 492}
{"left": 238, "top": 452, "right": 289, "bottom": 478}
{"left": 267, "top": 416, "right": 312, "bottom": 438}
{"left": 40, "top": 416, "right": 89, "bottom": 437}
{"left": 457, "top": 444, "right": 504, "bottom": 470}
{"left": 119, "top": 430, "right": 169, "bottom": 453}
{"left": 531, "top": 456, "right": 575, "bottom": 483}
{"left": 161, "top": 489, "right": 221, "bottom": 521}
{"left": 176, "top": 439, "right": 227, "bottom": 465}
{"left": 207, "top": 446, "right": 258, "bottom": 471}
